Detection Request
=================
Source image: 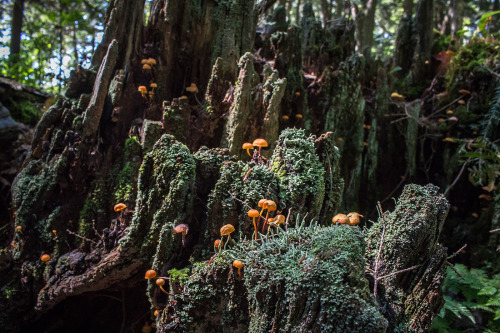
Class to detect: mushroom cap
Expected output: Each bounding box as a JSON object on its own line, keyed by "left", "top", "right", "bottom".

{"left": 114, "top": 203, "right": 127, "bottom": 212}
{"left": 41, "top": 254, "right": 51, "bottom": 262}
{"left": 459, "top": 89, "right": 470, "bottom": 95}
{"left": 266, "top": 200, "right": 277, "bottom": 212}
{"left": 137, "top": 86, "right": 147, "bottom": 93}
{"left": 180, "top": 95, "right": 188, "bottom": 100}
{"left": 186, "top": 83, "right": 199, "bottom": 93}
{"left": 141, "top": 59, "right": 149, "bottom": 64}
{"left": 16, "top": 226, "right": 22, "bottom": 230}
{"left": 214, "top": 239, "right": 222, "bottom": 247}
{"left": 154, "top": 310, "right": 159, "bottom": 316}
{"left": 150, "top": 83, "right": 158, "bottom": 88}
{"left": 295, "top": 114, "right": 303, "bottom": 119}
{"left": 332, "top": 213, "right": 349, "bottom": 224}
{"left": 248, "top": 209, "right": 259, "bottom": 218}
{"left": 274, "top": 215, "right": 285, "bottom": 225}
{"left": 147, "top": 58, "right": 156, "bottom": 65}
{"left": 242, "top": 142, "right": 253, "bottom": 150}
{"left": 173, "top": 224, "right": 189, "bottom": 235}
{"left": 446, "top": 110, "right": 453, "bottom": 115}
{"left": 220, "top": 224, "right": 235, "bottom": 236}
{"left": 258, "top": 198, "right": 268, "bottom": 208}
{"left": 347, "top": 212, "right": 364, "bottom": 226}
{"left": 295, "top": 92, "right": 301, "bottom": 96}
{"left": 252, "top": 138, "right": 268, "bottom": 148}
{"left": 142, "top": 64, "right": 152, "bottom": 70}
{"left": 448, "top": 116, "right": 458, "bottom": 122}
{"left": 390, "top": 92, "right": 404, "bottom": 101}
{"left": 156, "top": 278, "right": 166, "bottom": 286}
{"left": 282, "top": 115, "right": 289, "bottom": 120}
{"left": 233, "top": 260, "right": 244, "bottom": 269}
{"left": 145, "top": 269, "right": 157, "bottom": 279}
{"left": 458, "top": 99, "right": 466, "bottom": 105}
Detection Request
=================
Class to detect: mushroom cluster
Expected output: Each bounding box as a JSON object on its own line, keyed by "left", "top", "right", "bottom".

{"left": 137, "top": 58, "right": 158, "bottom": 101}
{"left": 241, "top": 138, "right": 268, "bottom": 159}
{"left": 332, "top": 212, "right": 364, "bottom": 226}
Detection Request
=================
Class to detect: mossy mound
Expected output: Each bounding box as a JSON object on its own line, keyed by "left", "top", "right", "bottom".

{"left": 204, "top": 128, "right": 334, "bottom": 248}
{"left": 270, "top": 128, "right": 325, "bottom": 218}
{"left": 162, "top": 222, "right": 387, "bottom": 332}
{"left": 120, "top": 134, "right": 196, "bottom": 265}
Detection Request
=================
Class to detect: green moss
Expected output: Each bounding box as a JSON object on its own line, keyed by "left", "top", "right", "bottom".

{"left": 112, "top": 136, "right": 142, "bottom": 205}
{"left": 166, "top": 222, "right": 387, "bottom": 332}
{"left": 78, "top": 178, "right": 107, "bottom": 244}
{"left": 270, "top": 128, "right": 325, "bottom": 220}
{"left": 168, "top": 268, "right": 190, "bottom": 285}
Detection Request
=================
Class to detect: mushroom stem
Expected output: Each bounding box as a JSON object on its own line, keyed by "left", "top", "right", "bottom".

{"left": 159, "top": 285, "right": 173, "bottom": 295}
{"left": 208, "top": 253, "right": 217, "bottom": 265}
{"left": 252, "top": 217, "right": 257, "bottom": 240}
{"left": 257, "top": 208, "right": 265, "bottom": 231}
{"left": 246, "top": 148, "right": 252, "bottom": 157}
{"left": 237, "top": 267, "right": 242, "bottom": 278}
{"left": 181, "top": 234, "right": 185, "bottom": 247}
{"left": 262, "top": 211, "right": 270, "bottom": 233}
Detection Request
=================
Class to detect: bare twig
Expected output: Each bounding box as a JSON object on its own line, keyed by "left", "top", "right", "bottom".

{"left": 377, "top": 264, "right": 421, "bottom": 280}
{"left": 447, "top": 244, "right": 467, "bottom": 260}
{"left": 490, "top": 228, "right": 500, "bottom": 233}
{"left": 444, "top": 159, "right": 470, "bottom": 195}
{"left": 446, "top": 261, "right": 466, "bottom": 281}
{"left": 66, "top": 229, "right": 97, "bottom": 244}
{"left": 481, "top": 65, "right": 500, "bottom": 78}
{"left": 370, "top": 202, "right": 422, "bottom": 300}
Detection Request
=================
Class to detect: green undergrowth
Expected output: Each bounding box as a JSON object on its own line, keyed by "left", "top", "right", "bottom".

{"left": 431, "top": 264, "right": 500, "bottom": 333}
{"left": 168, "top": 219, "right": 387, "bottom": 332}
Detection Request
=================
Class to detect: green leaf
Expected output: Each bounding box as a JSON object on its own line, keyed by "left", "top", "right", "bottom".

{"left": 478, "top": 11, "right": 500, "bottom": 35}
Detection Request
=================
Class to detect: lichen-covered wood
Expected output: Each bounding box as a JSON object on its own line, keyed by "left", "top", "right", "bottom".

{"left": 162, "top": 223, "right": 388, "bottom": 333}
{"left": 366, "top": 184, "right": 450, "bottom": 331}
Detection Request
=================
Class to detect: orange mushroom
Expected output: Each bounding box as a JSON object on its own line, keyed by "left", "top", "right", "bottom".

{"left": 16, "top": 226, "right": 22, "bottom": 234}
{"left": 252, "top": 138, "right": 268, "bottom": 155}
{"left": 242, "top": 142, "right": 254, "bottom": 157}
{"left": 41, "top": 254, "right": 51, "bottom": 264}
{"left": 332, "top": 214, "right": 349, "bottom": 224}
{"left": 248, "top": 209, "right": 260, "bottom": 240}
{"left": 150, "top": 83, "right": 157, "bottom": 93}
{"left": 154, "top": 310, "right": 160, "bottom": 316}
{"left": 114, "top": 203, "right": 127, "bottom": 212}
{"left": 186, "top": 83, "right": 199, "bottom": 93}
{"left": 233, "top": 260, "right": 244, "bottom": 278}
{"left": 156, "top": 278, "right": 171, "bottom": 295}
{"left": 262, "top": 200, "right": 277, "bottom": 233}
{"left": 173, "top": 224, "right": 189, "bottom": 247}
{"left": 282, "top": 115, "right": 289, "bottom": 121}
{"left": 147, "top": 58, "right": 157, "bottom": 66}
{"left": 137, "top": 86, "right": 147, "bottom": 99}
{"left": 143, "top": 64, "right": 152, "bottom": 71}
{"left": 145, "top": 269, "right": 157, "bottom": 279}
{"left": 347, "top": 212, "right": 364, "bottom": 226}
{"left": 214, "top": 239, "right": 223, "bottom": 252}
{"left": 295, "top": 114, "right": 303, "bottom": 119}
{"left": 220, "top": 224, "right": 235, "bottom": 244}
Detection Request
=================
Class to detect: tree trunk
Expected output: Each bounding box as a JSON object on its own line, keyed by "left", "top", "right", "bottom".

{"left": 9, "top": 0, "right": 24, "bottom": 57}
{"left": 352, "top": 0, "right": 378, "bottom": 53}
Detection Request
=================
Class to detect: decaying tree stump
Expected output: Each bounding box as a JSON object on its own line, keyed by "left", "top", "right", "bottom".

{"left": 1, "top": 1, "right": 455, "bottom": 332}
